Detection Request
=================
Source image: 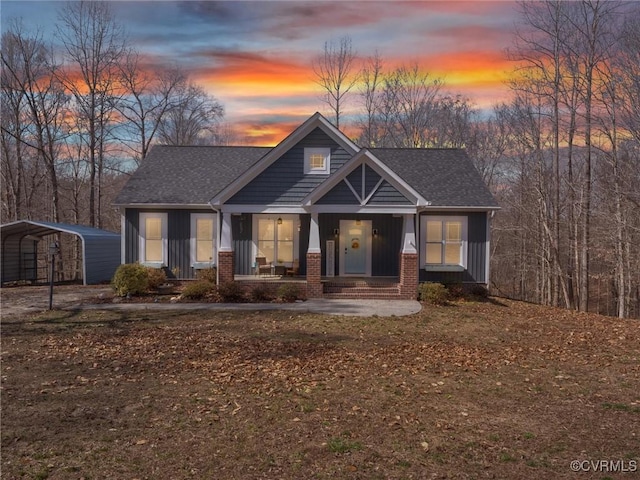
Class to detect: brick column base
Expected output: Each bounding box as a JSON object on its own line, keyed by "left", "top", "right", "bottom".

{"left": 399, "top": 252, "right": 418, "bottom": 299}
{"left": 306, "top": 252, "right": 323, "bottom": 298}
{"left": 218, "top": 251, "right": 235, "bottom": 284}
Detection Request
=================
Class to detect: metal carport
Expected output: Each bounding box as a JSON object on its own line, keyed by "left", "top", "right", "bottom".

{"left": 1, "top": 220, "right": 120, "bottom": 285}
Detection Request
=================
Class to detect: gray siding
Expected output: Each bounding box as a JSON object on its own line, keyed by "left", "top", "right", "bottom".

{"left": 419, "top": 212, "right": 488, "bottom": 284}
{"left": 368, "top": 180, "right": 413, "bottom": 205}
{"left": 124, "top": 209, "right": 139, "bottom": 264}
{"left": 318, "top": 163, "right": 411, "bottom": 206}
{"left": 319, "top": 214, "right": 403, "bottom": 277}
{"left": 232, "top": 214, "right": 253, "bottom": 275}
{"left": 125, "top": 208, "right": 216, "bottom": 279}
{"left": 227, "top": 128, "right": 352, "bottom": 205}
{"left": 317, "top": 181, "right": 359, "bottom": 204}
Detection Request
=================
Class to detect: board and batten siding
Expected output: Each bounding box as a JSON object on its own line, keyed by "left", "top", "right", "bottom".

{"left": 418, "top": 212, "right": 488, "bottom": 284}
{"left": 227, "top": 128, "right": 352, "bottom": 205}
{"left": 125, "top": 208, "right": 217, "bottom": 279}
{"left": 318, "top": 214, "right": 403, "bottom": 277}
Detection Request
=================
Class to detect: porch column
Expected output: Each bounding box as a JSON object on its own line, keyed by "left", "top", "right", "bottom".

{"left": 306, "top": 212, "right": 323, "bottom": 298}
{"left": 399, "top": 214, "right": 418, "bottom": 299}
{"left": 218, "top": 212, "right": 234, "bottom": 284}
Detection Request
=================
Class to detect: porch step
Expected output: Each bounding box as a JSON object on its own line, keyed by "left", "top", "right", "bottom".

{"left": 323, "top": 283, "right": 402, "bottom": 299}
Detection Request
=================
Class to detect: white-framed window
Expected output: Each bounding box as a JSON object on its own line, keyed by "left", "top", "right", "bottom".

{"left": 254, "top": 215, "right": 298, "bottom": 266}
{"left": 304, "top": 147, "right": 331, "bottom": 175}
{"left": 139, "top": 212, "right": 167, "bottom": 267}
{"left": 191, "top": 213, "right": 216, "bottom": 268}
{"left": 421, "top": 215, "right": 467, "bottom": 270}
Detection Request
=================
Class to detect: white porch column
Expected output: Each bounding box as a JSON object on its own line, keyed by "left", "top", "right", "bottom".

{"left": 219, "top": 211, "right": 233, "bottom": 252}
{"left": 401, "top": 214, "right": 417, "bottom": 254}
{"left": 307, "top": 212, "right": 321, "bottom": 253}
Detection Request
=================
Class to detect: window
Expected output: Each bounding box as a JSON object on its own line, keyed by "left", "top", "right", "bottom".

{"left": 139, "top": 212, "right": 167, "bottom": 266}
{"left": 422, "top": 216, "right": 467, "bottom": 269}
{"left": 255, "top": 216, "right": 297, "bottom": 265}
{"left": 304, "top": 147, "right": 330, "bottom": 175}
{"left": 191, "top": 213, "right": 216, "bottom": 267}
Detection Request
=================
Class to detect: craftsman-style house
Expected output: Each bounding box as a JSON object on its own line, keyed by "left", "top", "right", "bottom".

{"left": 114, "top": 113, "right": 499, "bottom": 299}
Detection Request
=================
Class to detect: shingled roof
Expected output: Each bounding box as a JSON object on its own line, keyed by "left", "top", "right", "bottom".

{"left": 114, "top": 145, "right": 271, "bottom": 205}
{"left": 371, "top": 148, "right": 499, "bottom": 208}
{"left": 114, "top": 144, "right": 497, "bottom": 209}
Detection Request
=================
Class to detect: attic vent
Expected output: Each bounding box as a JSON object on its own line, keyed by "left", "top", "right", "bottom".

{"left": 304, "top": 148, "right": 330, "bottom": 175}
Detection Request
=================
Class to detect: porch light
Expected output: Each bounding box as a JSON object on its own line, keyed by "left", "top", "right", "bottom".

{"left": 333, "top": 228, "right": 339, "bottom": 237}
{"left": 373, "top": 229, "right": 379, "bottom": 238}
{"left": 355, "top": 219, "right": 361, "bottom": 226}
{"left": 277, "top": 217, "right": 283, "bottom": 225}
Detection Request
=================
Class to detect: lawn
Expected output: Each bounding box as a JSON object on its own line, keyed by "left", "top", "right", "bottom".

{"left": 1, "top": 298, "right": 638, "bottom": 479}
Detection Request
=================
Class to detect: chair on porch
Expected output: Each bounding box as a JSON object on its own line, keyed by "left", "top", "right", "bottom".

{"left": 286, "top": 259, "right": 299, "bottom": 277}
{"left": 255, "top": 256, "right": 272, "bottom": 277}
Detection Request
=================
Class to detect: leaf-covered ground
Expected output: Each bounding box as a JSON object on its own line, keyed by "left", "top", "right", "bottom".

{"left": 1, "top": 298, "right": 638, "bottom": 479}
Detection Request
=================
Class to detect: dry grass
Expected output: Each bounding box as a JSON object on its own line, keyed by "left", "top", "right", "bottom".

{"left": 1, "top": 298, "right": 639, "bottom": 479}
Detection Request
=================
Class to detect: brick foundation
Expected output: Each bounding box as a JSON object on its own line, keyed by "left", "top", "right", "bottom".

{"left": 398, "top": 252, "right": 418, "bottom": 299}
{"left": 218, "top": 251, "right": 235, "bottom": 284}
{"left": 306, "top": 252, "right": 323, "bottom": 298}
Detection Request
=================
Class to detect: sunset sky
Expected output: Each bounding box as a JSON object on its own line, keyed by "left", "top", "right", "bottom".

{"left": 2, "top": 1, "right": 520, "bottom": 145}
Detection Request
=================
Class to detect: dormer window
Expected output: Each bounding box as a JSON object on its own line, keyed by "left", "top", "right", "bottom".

{"left": 304, "top": 147, "right": 331, "bottom": 175}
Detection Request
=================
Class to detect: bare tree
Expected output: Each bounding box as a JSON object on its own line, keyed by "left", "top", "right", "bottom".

{"left": 356, "top": 51, "right": 384, "bottom": 147}
{"left": 115, "top": 51, "right": 186, "bottom": 165}
{"left": 380, "top": 63, "right": 442, "bottom": 148}
{"left": 156, "top": 82, "right": 224, "bottom": 146}
{"left": 1, "top": 22, "right": 68, "bottom": 223}
{"left": 56, "top": 0, "right": 126, "bottom": 227}
{"left": 312, "top": 35, "right": 358, "bottom": 129}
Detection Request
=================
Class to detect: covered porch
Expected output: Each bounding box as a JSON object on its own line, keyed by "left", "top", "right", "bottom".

{"left": 217, "top": 211, "right": 418, "bottom": 299}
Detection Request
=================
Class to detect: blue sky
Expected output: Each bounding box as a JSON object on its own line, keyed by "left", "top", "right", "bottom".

{"left": 2, "top": 0, "right": 520, "bottom": 144}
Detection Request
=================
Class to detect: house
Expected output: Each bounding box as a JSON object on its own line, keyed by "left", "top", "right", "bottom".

{"left": 113, "top": 112, "right": 499, "bottom": 299}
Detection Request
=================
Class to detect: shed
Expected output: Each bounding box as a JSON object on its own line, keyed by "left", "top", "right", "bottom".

{"left": 1, "top": 220, "right": 121, "bottom": 285}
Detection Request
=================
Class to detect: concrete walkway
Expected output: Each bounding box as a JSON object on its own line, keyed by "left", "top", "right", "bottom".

{"left": 1, "top": 286, "right": 421, "bottom": 318}
{"left": 79, "top": 298, "right": 422, "bottom": 317}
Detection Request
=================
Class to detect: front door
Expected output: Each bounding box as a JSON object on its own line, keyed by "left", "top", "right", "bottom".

{"left": 339, "top": 220, "right": 372, "bottom": 276}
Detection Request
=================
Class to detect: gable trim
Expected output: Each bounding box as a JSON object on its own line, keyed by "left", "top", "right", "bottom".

{"left": 210, "top": 112, "right": 359, "bottom": 207}
{"left": 303, "top": 149, "right": 429, "bottom": 207}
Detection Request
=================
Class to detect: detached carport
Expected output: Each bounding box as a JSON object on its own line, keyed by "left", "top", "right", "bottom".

{"left": 1, "top": 220, "right": 121, "bottom": 285}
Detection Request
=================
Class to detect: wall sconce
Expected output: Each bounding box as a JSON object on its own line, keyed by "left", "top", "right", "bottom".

{"left": 277, "top": 217, "right": 283, "bottom": 225}
{"left": 355, "top": 219, "right": 361, "bottom": 226}
{"left": 333, "top": 228, "right": 340, "bottom": 237}
{"left": 372, "top": 229, "right": 379, "bottom": 238}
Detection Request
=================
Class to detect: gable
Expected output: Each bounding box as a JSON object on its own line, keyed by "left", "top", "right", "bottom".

{"left": 316, "top": 164, "right": 413, "bottom": 206}
{"left": 210, "top": 112, "right": 359, "bottom": 207}
{"left": 305, "top": 149, "right": 426, "bottom": 209}
{"left": 226, "top": 127, "right": 352, "bottom": 205}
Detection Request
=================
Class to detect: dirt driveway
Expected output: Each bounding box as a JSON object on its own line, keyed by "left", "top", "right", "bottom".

{"left": 0, "top": 285, "right": 113, "bottom": 319}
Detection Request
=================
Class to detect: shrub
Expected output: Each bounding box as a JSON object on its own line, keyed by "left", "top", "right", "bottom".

{"left": 182, "top": 280, "right": 215, "bottom": 300}
{"left": 445, "top": 283, "right": 465, "bottom": 300}
{"left": 146, "top": 267, "right": 167, "bottom": 290}
{"left": 112, "top": 263, "right": 149, "bottom": 297}
{"left": 418, "top": 282, "right": 449, "bottom": 305}
{"left": 249, "top": 284, "right": 272, "bottom": 302}
{"left": 277, "top": 283, "right": 301, "bottom": 302}
{"left": 196, "top": 266, "right": 217, "bottom": 284}
{"left": 469, "top": 284, "right": 489, "bottom": 299}
{"left": 217, "top": 281, "right": 245, "bottom": 303}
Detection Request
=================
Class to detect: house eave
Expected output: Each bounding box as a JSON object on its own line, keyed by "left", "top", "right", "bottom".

{"left": 418, "top": 205, "right": 501, "bottom": 212}
{"left": 114, "top": 203, "right": 215, "bottom": 210}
